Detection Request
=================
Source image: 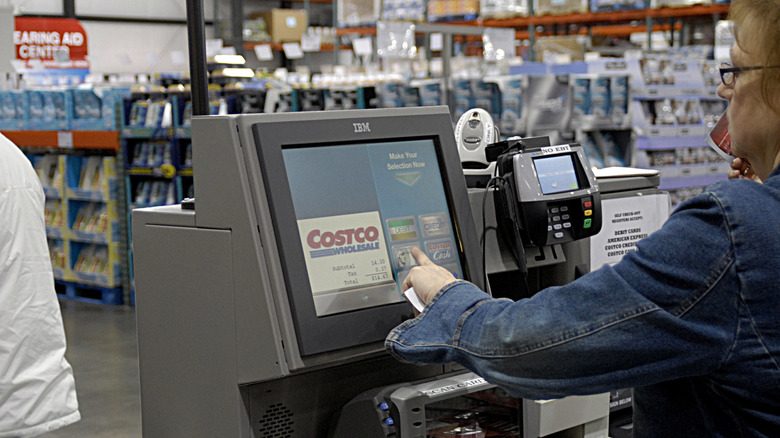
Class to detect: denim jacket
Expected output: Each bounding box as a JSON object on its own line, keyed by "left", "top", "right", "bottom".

{"left": 386, "top": 165, "right": 780, "bottom": 438}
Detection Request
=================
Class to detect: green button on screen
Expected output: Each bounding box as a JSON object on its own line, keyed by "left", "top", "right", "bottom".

{"left": 583, "top": 218, "right": 592, "bottom": 229}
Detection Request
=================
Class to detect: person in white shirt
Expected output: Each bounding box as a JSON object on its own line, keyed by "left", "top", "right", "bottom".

{"left": 0, "top": 132, "right": 80, "bottom": 437}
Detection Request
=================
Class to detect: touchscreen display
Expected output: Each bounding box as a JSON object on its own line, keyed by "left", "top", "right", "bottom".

{"left": 283, "top": 139, "right": 463, "bottom": 317}
{"left": 533, "top": 154, "right": 580, "bottom": 195}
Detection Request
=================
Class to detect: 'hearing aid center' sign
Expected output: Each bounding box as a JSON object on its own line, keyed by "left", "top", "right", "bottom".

{"left": 14, "top": 17, "right": 89, "bottom": 69}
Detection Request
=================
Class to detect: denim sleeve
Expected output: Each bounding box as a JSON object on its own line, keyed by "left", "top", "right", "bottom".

{"left": 385, "top": 192, "right": 739, "bottom": 400}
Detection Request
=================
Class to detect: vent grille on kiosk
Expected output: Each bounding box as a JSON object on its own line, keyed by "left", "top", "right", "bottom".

{"left": 257, "top": 403, "right": 294, "bottom": 437}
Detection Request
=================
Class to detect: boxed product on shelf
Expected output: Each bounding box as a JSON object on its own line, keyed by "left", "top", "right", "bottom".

{"left": 324, "top": 88, "right": 355, "bottom": 110}
{"left": 480, "top": 0, "right": 529, "bottom": 18}
{"left": 700, "top": 60, "right": 722, "bottom": 95}
{"left": 472, "top": 80, "right": 502, "bottom": 128}
{"left": 173, "top": 92, "right": 230, "bottom": 128}
{"left": 125, "top": 96, "right": 172, "bottom": 132}
{"left": 129, "top": 141, "right": 174, "bottom": 169}
{"left": 375, "top": 81, "right": 404, "bottom": 108}
{"left": 131, "top": 180, "right": 177, "bottom": 208}
{"left": 635, "top": 97, "right": 707, "bottom": 138}
{"left": 182, "top": 142, "right": 193, "bottom": 169}
{"left": 535, "top": 0, "right": 588, "bottom": 15}
{"left": 337, "top": 0, "right": 380, "bottom": 27}
{"left": 673, "top": 99, "right": 704, "bottom": 137}
{"left": 48, "top": 239, "right": 68, "bottom": 280}
{"left": 632, "top": 58, "right": 707, "bottom": 97}
{"left": 232, "top": 88, "right": 267, "bottom": 115}
{"left": 297, "top": 88, "right": 326, "bottom": 111}
{"left": 580, "top": 133, "right": 606, "bottom": 169}
{"left": 701, "top": 99, "right": 727, "bottom": 131}
{"left": 579, "top": 130, "right": 631, "bottom": 168}
{"left": 451, "top": 79, "right": 474, "bottom": 122}
{"left": 571, "top": 74, "right": 632, "bottom": 129}
{"left": 668, "top": 186, "right": 705, "bottom": 209}
{"left": 255, "top": 8, "right": 308, "bottom": 42}
{"left": 70, "top": 86, "right": 131, "bottom": 130}
{"left": 44, "top": 198, "right": 65, "bottom": 238}
{"left": 69, "top": 242, "right": 122, "bottom": 288}
{"left": 399, "top": 84, "right": 420, "bottom": 107}
{"left": 635, "top": 98, "right": 678, "bottom": 137}
{"left": 427, "top": 0, "right": 479, "bottom": 22}
{"left": 66, "top": 156, "right": 118, "bottom": 202}
{"left": 535, "top": 35, "right": 590, "bottom": 62}
{"left": 32, "top": 154, "right": 65, "bottom": 198}
{"left": 381, "top": 0, "right": 427, "bottom": 21}
{"left": 600, "top": 131, "right": 628, "bottom": 167}
{"left": 243, "top": 17, "right": 270, "bottom": 42}
{"left": 26, "top": 89, "right": 71, "bottom": 130}
{"left": 67, "top": 200, "right": 121, "bottom": 244}
{"left": 639, "top": 146, "right": 727, "bottom": 182}
{"left": 590, "top": 0, "right": 645, "bottom": 12}
{"left": 0, "top": 90, "right": 28, "bottom": 130}
{"left": 485, "top": 75, "right": 526, "bottom": 136}
{"left": 524, "top": 74, "right": 572, "bottom": 134}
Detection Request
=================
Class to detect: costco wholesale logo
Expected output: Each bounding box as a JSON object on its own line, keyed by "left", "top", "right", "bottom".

{"left": 425, "top": 239, "right": 455, "bottom": 263}
{"left": 307, "top": 226, "right": 380, "bottom": 258}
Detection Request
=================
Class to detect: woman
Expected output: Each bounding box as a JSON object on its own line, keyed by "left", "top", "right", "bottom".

{"left": 385, "top": 1, "right": 780, "bottom": 436}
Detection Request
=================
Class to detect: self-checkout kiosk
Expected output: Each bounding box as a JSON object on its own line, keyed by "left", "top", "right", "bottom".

{"left": 132, "top": 106, "right": 658, "bottom": 437}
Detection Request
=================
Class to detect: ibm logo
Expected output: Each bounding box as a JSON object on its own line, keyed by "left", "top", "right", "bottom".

{"left": 353, "top": 122, "right": 370, "bottom": 133}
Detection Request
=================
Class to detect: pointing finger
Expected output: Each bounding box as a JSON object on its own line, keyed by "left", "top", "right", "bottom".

{"left": 410, "top": 247, "right": 433, "bottom": 266}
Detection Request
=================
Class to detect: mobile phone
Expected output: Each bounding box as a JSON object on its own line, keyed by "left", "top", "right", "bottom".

{"left": 706, "top": 111, "right": 733, "bottom": 160}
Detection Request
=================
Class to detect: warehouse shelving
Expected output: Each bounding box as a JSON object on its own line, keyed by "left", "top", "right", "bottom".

{"left": 6, "top": 129, "right": 131, "bottom": 305}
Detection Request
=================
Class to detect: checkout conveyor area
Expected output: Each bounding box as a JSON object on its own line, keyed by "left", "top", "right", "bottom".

{"left": 132, "top": 106, "right": 666, "bottom": 437}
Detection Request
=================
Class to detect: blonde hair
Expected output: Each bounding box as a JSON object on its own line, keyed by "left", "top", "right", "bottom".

{"left": 729, "top": 0, "right": 780, "bottom": 115}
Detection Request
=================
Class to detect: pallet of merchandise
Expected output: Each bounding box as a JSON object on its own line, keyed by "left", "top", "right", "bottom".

{"left": 534, "top": 0, "right": 589, "bottom": 15}
{"left": 653, "top": 0, "right": 713, "bottom": 7}
{"left": 590, "top": 0, "right": 646, "bottom": 12}
{"left": 55, "top": 280, "right": 123, "bottom": 305}
{"left": 480, "top": 0, "right": 529, "bottom": 19}
{"left": 427, "top": 0, "right": 480, "bottom": 22}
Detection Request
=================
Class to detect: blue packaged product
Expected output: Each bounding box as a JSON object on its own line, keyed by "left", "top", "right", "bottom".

{"left": 602, "top": 132, "right": 625, "bottom": 167}
{"left": 610, "top": 76, "right": 629, "bottom": 118}
{"left": 27, "top": 91, "right": 44, "bottom": 128}
{"left": 581, "top": 134, "right": 604, "bottom": 169}
{"left": 1, "top": 92, "right": 14, "bottom": 120}
{"left": 590, "top": 76, "right": 611, "bottom": 117}
{"left": 418, "top": 82, "right": 441, "bottom": 106}
{"left": 573, "top": 77, "right": 591, "bottom": 116}
{"left": 500, "top": 78, "right": 523, "bottom": 135}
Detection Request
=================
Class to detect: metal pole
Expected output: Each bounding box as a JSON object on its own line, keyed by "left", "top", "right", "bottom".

{"left": 231, "top": 0, "right": 244, "bottom": 56}
{"left": 528, "top": 0, "right": 536, "bottom": 61}
{"left": 645, "top": 0, "right": 653, "bottom": 52}
{"left": 186, "top": 0, "right": 209, "bottom": 116}
{"left": 63, "top": 0, "right": 75, "bottom": 18}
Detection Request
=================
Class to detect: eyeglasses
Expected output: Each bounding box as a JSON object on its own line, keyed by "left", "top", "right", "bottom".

{"left": 719, "top": 62, "right": 780, "bottom": 86}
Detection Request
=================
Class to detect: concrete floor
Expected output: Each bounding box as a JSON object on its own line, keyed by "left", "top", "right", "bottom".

{"left": 40, "top": 299, "right": 142, "bottom": 438}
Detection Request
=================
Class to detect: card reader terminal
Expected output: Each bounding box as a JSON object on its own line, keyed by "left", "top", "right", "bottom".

{"left": 496, "top": 143, "right": 602, "bottom": 248}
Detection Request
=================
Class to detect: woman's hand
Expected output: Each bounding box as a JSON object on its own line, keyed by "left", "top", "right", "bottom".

{"left": 728, "top": 158, "right": 762, "bottom": 182}
{"left": 401, "top": 247, "right": 458, "bottom": 306}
